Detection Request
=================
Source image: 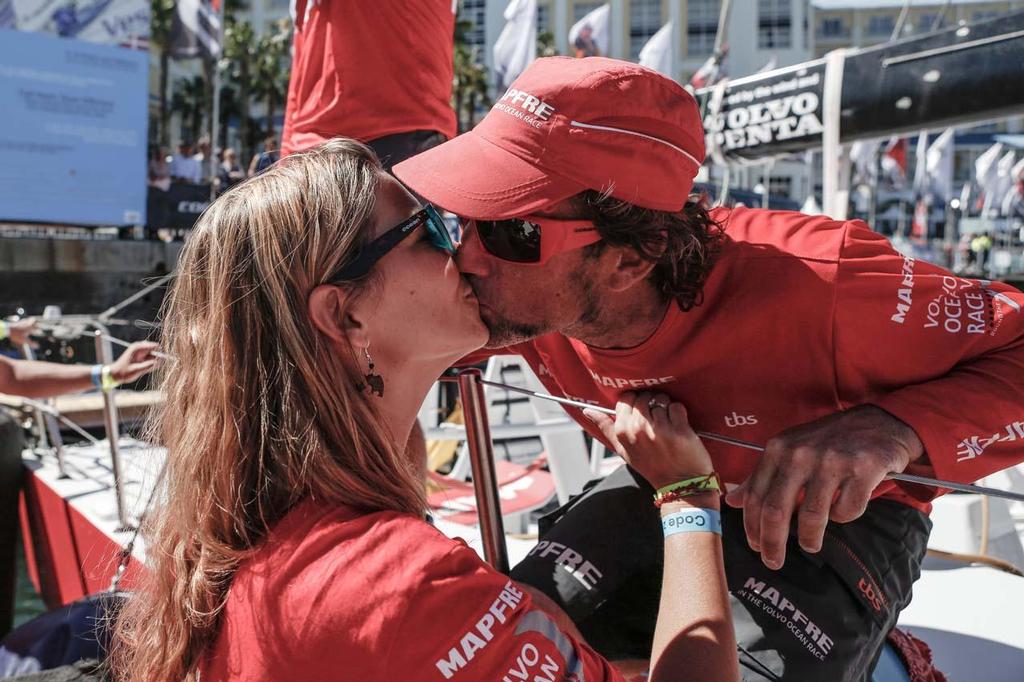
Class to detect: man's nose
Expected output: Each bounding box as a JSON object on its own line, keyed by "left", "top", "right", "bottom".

{"left": 455, "top": 221, "right": 490, "bottom": 275}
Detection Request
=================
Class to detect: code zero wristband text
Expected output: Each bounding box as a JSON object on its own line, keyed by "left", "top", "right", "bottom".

{"left": 662, "top": 508, "right": 723, "bottom": 537}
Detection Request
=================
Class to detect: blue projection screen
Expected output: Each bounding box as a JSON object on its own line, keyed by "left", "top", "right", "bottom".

{"left": 0, "top": 29, "right": 148, "bottom": 226}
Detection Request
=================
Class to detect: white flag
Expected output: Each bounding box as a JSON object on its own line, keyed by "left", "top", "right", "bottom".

{"left": 172, "top": 0, "right": 222, "bottom": 58}
{"left": 638, "top": 22, "right": 672, "bottom": 76}
{"left": 568, "top": 3, "right": 610, "bottom": 57}
{"left": 974, "top": 142, "right": 1003, "bottom": 214}
{"left": 925, "top": 127, "right": 955, "bottom": 203}
{"left": 800, "top": 195, "right": 821, "bottom": 216}
{"left": 1000, "top": 156, "right": 1024, "bottom": 216}
{"left": 849, "top": 139, "right": 881, "bottom": 187}
{"left": 912, "top": 131, "right": 929, "bottom": 197}
{"left": 493, "top": 0, "right": 537, "bottom": 89}
{"left": 991, "top": 150, "right": 1017, "bottom": 216}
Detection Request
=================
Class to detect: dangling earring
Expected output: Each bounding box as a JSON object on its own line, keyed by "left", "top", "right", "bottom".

{"left": 360, "top": 346, "right": 385, "bottom": 397}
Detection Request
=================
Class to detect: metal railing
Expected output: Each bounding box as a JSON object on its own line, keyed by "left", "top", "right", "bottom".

{"left": 456, "top": 369, "right": 510, "bottom": 573}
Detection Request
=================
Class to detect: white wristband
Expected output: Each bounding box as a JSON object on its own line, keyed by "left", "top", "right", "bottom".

{"left": 662, "top": 508, "right": 722, "bottom": 537}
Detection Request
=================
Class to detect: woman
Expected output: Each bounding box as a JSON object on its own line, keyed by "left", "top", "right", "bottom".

{"left": 147, "top": 145, "right": 171, "bottom": 192}
{"left": 111, "top": 139, "right": 738, "bottom": 681}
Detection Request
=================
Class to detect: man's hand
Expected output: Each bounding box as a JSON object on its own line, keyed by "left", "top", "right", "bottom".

{"left": 724, "top": 405, "right": 923, "bottom": 570}
{"left": 108, "top": 341, "right": 161, "bottom": 384}
{"left": 6, "top": 318, "right": 38, "bottom": 347}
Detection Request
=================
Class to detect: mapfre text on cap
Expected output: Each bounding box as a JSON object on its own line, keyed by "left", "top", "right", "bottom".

{"left": 493, "top": 88, "right": 556, "bottom": 128}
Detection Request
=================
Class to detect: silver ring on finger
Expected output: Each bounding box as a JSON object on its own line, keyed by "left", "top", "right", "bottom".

{"left": 648, "top": 398, "right": 667, "bottom": 411}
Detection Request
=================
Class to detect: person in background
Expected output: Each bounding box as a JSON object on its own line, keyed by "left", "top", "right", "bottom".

{"left": 574, "top": 23, "right": 601, "bottom": 57}
{"left": 280, "top": 0, "right": 456, "bottom": 171}
{"left": 170, "top": 142, "right": 202, "bottom": 184}
{"left": 194, "top": 136, "right": 213, "bottom": 179}
{"left": 971, "top": 231, "right": 994, "bottom": 275}
{"left": 110, "top": 139, "right": 739, "bottom": 682}
{"left": 147, "top": 145, "right": 171, "bottom": 192}
{"left": 247, "top": 135, "right": 280, "bottom": 177}
{"left": 0, "top": 318, "right": 159, "bottom": 639}
{"left": 0, "top": 319, "right": 37, "bottom": 349}
{"left": 217, "top": 148, "right": 246, "bottom": 195}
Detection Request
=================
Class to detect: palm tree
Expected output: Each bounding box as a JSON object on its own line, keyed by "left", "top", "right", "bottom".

{"left": 171, "top": 73, "right": 208, "bottom": 143}
{"left": 537, "top": 31, "right": 558, "bottom": 57}
{"left": 251, "top": 18, "right": 292, "bottom": 137}
{"left": 452, "top": 19, "right": 491, "bottom": 133}
{"left": 221, "top": 19, "right": 257, "bottom": 160}
{"left": 150, "top": 0, "right": 177, "bottom": 146}
{"left": 170, "top": 73, "right": 208, "bottom": 143}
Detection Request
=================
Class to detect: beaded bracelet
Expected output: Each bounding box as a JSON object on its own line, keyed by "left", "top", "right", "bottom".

{"left": 653, "top": 472, "right": 722, "bottom": 508}
{"left": 100, "top": 365, "right": 119, "bottom": 392}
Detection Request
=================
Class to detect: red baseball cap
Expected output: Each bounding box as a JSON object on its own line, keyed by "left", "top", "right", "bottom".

{"left": 393, "top": 56, "right": 705, "bottom": 219}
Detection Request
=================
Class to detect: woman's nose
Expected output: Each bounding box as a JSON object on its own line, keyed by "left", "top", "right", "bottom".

{"left": 454, "top": 222, "right": 490, "bottom": 276}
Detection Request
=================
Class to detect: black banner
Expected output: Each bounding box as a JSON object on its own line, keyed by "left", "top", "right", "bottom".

{"left": 697, "top": 10, "right": 1024, "bottom": 161}
{"left": 146, "top": 183, "right": 211, "bottom": 230}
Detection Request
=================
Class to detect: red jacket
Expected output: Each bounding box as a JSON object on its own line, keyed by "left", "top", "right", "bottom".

{"left": 282, "top": 0, "right": 457, "bottom": 156}
{"left": 476, "top": 207, "right": 1024, "bottom": 513}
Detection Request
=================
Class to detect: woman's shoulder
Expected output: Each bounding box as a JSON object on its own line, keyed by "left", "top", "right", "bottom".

{"left": 252, "top": 499, "right": 462, "bottom": 578}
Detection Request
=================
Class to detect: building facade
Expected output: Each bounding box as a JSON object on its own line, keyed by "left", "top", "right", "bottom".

{"left": 466, "top": 0, "right": 812, "bottom": 86}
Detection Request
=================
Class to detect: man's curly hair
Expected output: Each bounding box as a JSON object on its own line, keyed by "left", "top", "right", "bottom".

{"left": 573, "top": 190, "right": 725, "bottom": 311}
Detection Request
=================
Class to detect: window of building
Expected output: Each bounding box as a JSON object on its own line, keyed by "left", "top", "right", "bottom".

{"left": 769, "top": 175, "right": 793, "bottom": 198}
{"left": 687, "top": 0, "right": 720, "bottom": 57}
{"left": 459, "top": 0, "right": 486, "bottom": 49}
{"left": 819, "top": 17, "right": 845, "bottom": 38}
{"left": 866, "top": 15, "right": 895, "bottom": 37}
{"left": 573, "top": 1, "right": 604, "bottom": 23}
{"left": 629, "top": 0, "right": 663, "bottom": 60}
{"left": 537, "top": 2, "right": 551, "bottom": 35}
{"left": 758, "top": 0, "right": 791, "bottom": 49}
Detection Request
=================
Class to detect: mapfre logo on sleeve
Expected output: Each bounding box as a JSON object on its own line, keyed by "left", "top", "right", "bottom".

{"left": 492, "top": 88, "right": 557, "bottom": 129}
{"left": 435, "top": 580, "right": 525, "bottom": 679}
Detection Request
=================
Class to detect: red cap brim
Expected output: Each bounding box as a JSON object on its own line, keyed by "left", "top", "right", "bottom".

{"left": 392, "top": 131, "right": 587, "bottom": 220}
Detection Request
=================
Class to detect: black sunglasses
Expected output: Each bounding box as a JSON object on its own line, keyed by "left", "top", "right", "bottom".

{"left": 329, "top": 205, "right": 456, "bottom": 281}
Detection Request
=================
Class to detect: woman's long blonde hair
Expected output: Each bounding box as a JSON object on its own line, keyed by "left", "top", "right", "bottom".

{"left": 111, "top": 139, "right": 426, "bottom": 681}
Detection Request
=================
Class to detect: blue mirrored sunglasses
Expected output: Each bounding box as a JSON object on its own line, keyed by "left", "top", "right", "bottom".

{"left": 329, "top": 205, "right": 456, "bottom": 281}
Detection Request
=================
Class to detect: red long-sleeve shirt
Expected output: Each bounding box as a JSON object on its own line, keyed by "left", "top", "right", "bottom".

{"left": 476, "top": 207, "right": 1024, "bottom": 513}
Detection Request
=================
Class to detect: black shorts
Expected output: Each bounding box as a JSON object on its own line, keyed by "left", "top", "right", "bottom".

{"left": 510, "top": 465, "right": 931, "bottom": 681}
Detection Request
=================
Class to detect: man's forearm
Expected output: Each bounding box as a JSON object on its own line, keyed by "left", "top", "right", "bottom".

{"left": 0, "top": 358, "right": 96, "bottom": 399}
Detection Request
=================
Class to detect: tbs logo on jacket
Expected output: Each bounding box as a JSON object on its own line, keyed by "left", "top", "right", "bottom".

{"left": 725, "top": 412, "right": 758, "bottom": 428}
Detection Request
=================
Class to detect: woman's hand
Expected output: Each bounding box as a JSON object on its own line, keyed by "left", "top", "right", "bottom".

{"left": 583, "top": 391, "right": 713, "bottom": 490}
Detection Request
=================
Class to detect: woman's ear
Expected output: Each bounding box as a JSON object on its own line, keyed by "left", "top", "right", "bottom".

{"left": 308, "top": 285, "right": 371, "bottom": 350}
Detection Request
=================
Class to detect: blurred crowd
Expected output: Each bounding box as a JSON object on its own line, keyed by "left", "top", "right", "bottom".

{"left": 147, "top": 135, "right": 280, "bottom": 196}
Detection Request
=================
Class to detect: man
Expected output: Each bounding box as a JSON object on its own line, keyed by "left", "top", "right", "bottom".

{"left": 394, "top": 57, "right": 1024, "bottom": 680}
{"left": 281, "top": 0, "right": 457, "bottom": 171}
{"left": 169, "top": 142, "right": 202, "bottom": 184}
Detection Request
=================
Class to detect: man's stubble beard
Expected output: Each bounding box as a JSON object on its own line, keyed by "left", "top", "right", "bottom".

{"left": 481, "top": 275, "right": 602, "bottom": 349}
